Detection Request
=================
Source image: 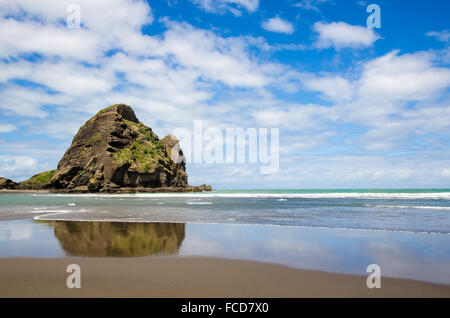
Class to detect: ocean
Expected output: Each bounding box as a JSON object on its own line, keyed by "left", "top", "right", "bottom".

{"left": 1, "top": 189, "right": 450, "bottom": 284}
{"left": 1, "top": 189, "right": 449, "bottom": 234}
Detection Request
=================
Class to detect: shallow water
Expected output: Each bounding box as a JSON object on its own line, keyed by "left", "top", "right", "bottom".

{"left": 0, "top": 218, "right": 449, "bottom": 285}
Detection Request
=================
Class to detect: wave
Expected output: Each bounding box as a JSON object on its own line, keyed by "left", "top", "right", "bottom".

{"left": 30, "top": 192, "right": 450, "bottom": 200}
{"left": 32, "top": 208, "right": 88, "bottom": 215}
{"left": 186, "top": 202, "right": 213, "bottom": 205}
{"left": 364, "top": 204, "right": 450, "bottom": 210}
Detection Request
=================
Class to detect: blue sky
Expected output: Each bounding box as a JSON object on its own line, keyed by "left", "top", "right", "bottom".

{"left": 0, "top": 0, "right": 449, "bottom": 189}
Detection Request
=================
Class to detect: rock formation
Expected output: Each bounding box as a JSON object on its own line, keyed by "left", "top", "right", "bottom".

{"left": 16, "top": 170, "right": 55, "bottom": 190}
{"left": 1, "top": 104, "right": 211, "bottom": 193}
{"left": 0, "top": 177, "right": 17, "bottom": 189}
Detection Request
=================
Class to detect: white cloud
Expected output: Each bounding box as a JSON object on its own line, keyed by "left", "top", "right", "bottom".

{"left": 0, "top": 155, "right": 38, "bottom": 179}
{"left": 158, "top": 20, "right": 270, "bottom": 87}
{"left": 0, "top": 84, "right": 67, "bottom": 118}
{"left": 0, "top": 18, "right": 100, "bottom": 62}
{"left": 302, "top": 75, "right": 355, "bottom": 102}
{"left": 358, "top": 50, "right": 450, "bottom": 102}
{"left": 0, "top": 1, "right": 286, "bottom": 123}
{"left": 190, "top": 150, "right": 450, "bottom": 189}
{"left": 252, "top": 103, "right": 331, "bottom": 132}
{"left": 301, "top": 50, "right": 450, "bottom": 151}
{"left": 313, "top": 21, "right": 380, "bottom": 49}
{"left": 293, "top": 0, "right": 330, "bottom": 12}
{"left": 0, "top": 123, "right": 16, "bottom": 133}
{"left": 0, "top": 0, "right": 154, "bottom": 62}
{"left": 426, "top": 29, "right": 450, "bottom": 43}
{"left": 191, "top": 0, "right": 259, "bottom": 16}
{"left": 0, "top": 0, "right": 450, "bottom": 188}
{"left": 262, "top": 16, "right": 294, "bottom": 34}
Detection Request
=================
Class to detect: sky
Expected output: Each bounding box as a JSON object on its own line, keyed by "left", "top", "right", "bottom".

{"left": 0, "top": 0, "right": 449, "bottom": 189}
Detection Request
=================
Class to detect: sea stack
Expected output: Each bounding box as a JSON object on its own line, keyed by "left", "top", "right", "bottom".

{"left": 5, "top": 104, "right": 211, "bottom": 193}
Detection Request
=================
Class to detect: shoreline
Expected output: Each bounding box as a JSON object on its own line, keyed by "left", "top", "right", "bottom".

{"left": 0, "top": 189, "right": 51, "bottom": 194}
{"left": 0, "top": 257, "right": 449, "bottom": 297}
{"left": 0, "top": 186, "right": 212, "bottom": 194}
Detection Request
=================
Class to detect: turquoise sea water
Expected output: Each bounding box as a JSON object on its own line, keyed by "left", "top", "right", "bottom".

{"left": 217, "top": 189, "right": 450, "bottom": 194}
{"left": 1, "top": 189, "right": 449, "bottom": 233}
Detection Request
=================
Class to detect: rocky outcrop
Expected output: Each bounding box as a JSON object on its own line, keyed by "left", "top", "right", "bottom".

{"left": 0, "top": 177, "right": 18, "bottom": 189}
{"left": 9, "top": 104, "right": 210, "bottom": 193}
{"left": 17, "top": 170, "right": 55, "bottom": 190}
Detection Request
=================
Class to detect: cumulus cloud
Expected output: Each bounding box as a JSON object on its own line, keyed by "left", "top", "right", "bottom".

{"left": 0, "top": 0, "right": 153, "bottom": 62}
{"left": 0, "top": 2, "right": 285, "bottom": 126}
{"left": 302, "top": 75, "right": 355, "bottom": 102}
{"left": 358, "top": 50, "right": 450, "bottom": 102}
{"left": 262, "top": 16, "right": 294, "bottom": 34}
{"left": 0, "top": 0, "right": 299, "bottom": 181}
{"left": 301, "top": 50, "right": 450, "bottom": 151}
{"left": 313, "top": 21, "right": 380, "bottom": 49}
{"left": 0, "top": 155, "right": 38, "bottom": 180}
{"left": 0, "top": 0, "right": 449, "bottom": 187}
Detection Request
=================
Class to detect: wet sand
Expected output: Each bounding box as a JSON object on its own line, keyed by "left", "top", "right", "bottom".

{"left": 0, "top": 257, "right": 449, "bottom": 298}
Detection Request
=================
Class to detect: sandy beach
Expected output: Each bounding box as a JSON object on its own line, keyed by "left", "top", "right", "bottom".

{"left": 0, "top": 257, "right": 449, "bottom": 298}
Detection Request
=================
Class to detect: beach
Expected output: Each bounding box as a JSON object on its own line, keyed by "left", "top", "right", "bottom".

{"left": 0, "top": 190, "right": 450, "bottom": 298}
{"left": 1, "top": 257, "right": 449, "bottom": 298}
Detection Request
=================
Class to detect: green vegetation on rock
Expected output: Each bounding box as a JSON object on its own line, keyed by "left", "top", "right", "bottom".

{"left": 111, "top": 119, "right": 169, "bottom": 173}
{"left": 20, "top": 170, "right": 56, "bottom": 189}
{"left": 113, "top": 139, "right": 167, "bottom": 172}
{"left": 87, "top": 133, "right": 102, "bottom": 145}
{"left": 95, "top": 104, "right": 117, "bottom": 117}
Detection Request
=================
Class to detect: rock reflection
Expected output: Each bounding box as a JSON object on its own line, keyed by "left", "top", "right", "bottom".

{"left": 53, "top": 221, "right": 185, "bottom": 257}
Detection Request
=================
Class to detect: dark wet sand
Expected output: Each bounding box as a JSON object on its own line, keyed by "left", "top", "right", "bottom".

{"left": 0, "top": 257, "right": 449, "bottom": 297}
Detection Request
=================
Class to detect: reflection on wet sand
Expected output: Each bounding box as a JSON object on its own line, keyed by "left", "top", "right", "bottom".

{"left": 53, "top": 221, "right": 185, "bottom": 257}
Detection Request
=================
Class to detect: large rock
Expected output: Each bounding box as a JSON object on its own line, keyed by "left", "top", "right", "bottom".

{"left": 48, "top": 104, "right": 190, "bottom": 192}
{"left": 0, "top": 177, "right": 18, "bottom": 189}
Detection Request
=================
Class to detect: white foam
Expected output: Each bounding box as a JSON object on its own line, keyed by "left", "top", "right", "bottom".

{"left": 186, "top": 202, "right": 213, "bottom": 205}
{"left": 31, "top": 192, "right": 450, "bottom": 200}
{"left": 32, "top": 209, "right": 74, "bottom": 213}
{"left": 364, "top": 204, "right": 450, "bottom": 210}
{"left": 32, "top": 209, "right": 88, "bottom": 219}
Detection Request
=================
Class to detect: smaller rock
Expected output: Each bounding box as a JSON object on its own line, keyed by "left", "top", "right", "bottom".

{"left": 0, "top": 177, "right": 18, "bottom": 189}
{"left": 197, "top": 184, "right": 212, "bottom": 191}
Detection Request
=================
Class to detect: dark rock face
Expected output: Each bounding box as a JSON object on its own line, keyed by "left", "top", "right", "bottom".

{"left": 0, "top": 177, "right": 18, "bottom": 189}
{"left": 48, "top": 104, "right": 190, "bottom": 192}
